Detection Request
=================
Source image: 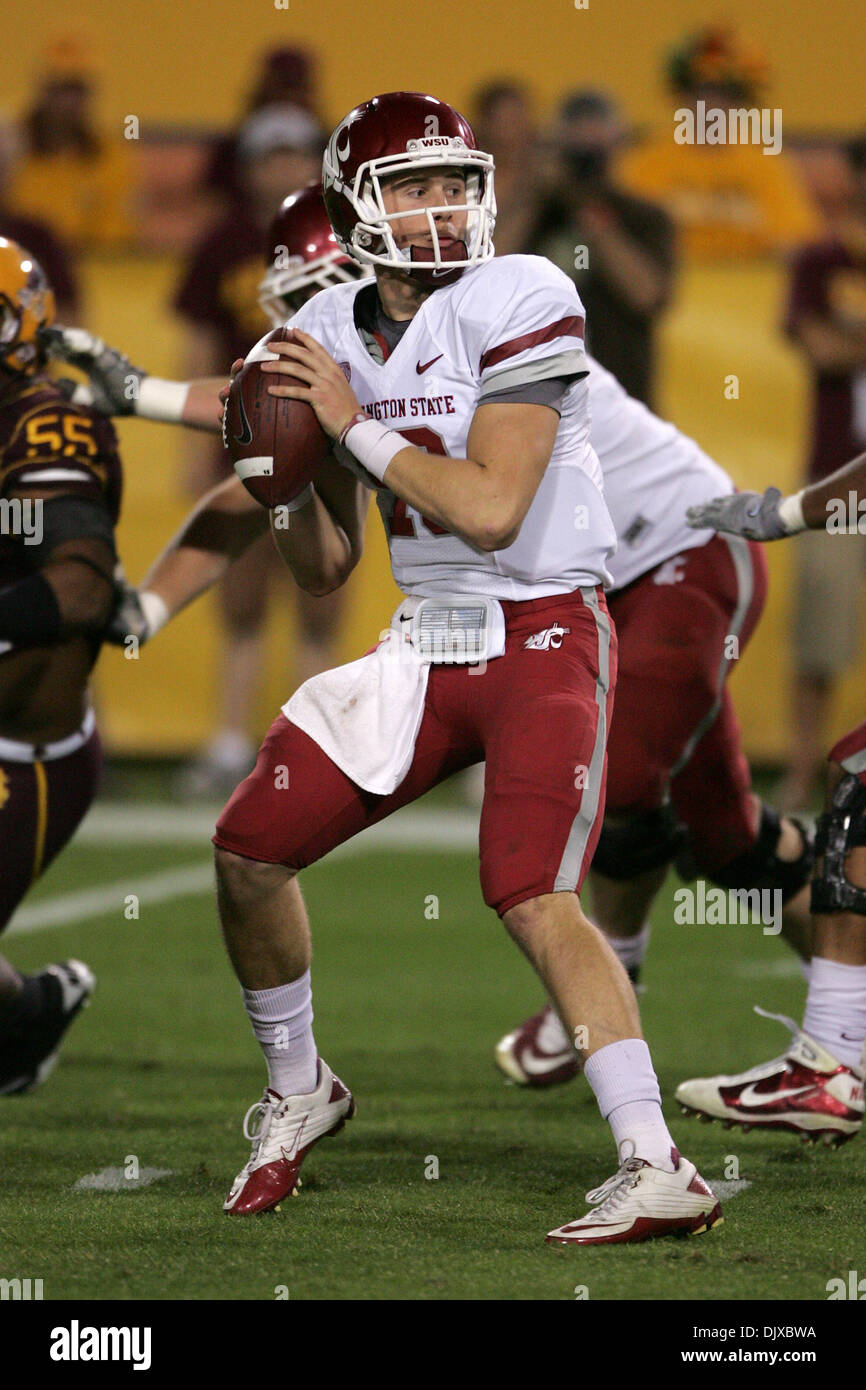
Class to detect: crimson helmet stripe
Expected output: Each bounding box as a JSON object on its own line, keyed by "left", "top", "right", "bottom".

{"left": 479, "top": 316, "right": 586, "bottom": 373}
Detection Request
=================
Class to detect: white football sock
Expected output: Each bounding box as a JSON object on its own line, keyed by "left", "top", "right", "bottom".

{"left": 603, "top": 922, "right": 651, "bottom": 975}
{"left": 798, "top": 957, "right": 811, "bottom": 985}
{"left": 537, "top": 1005, "right": 572, "bottom": 1053}
{"left": 584, "top": 1038, "right": 677, "bottom": 1171}
{"left": 802, "top": 957, "right": 866, "bottom": 1071}
{"left": 242, "top": 972, "right": 318, "bottom": 1096}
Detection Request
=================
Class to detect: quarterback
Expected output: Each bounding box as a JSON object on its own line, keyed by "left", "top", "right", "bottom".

{"left": 203, "top": 92, "right": 722, "bottom": 1245}
{"left": 50, "top": 114, "right": 723, "bottom": 1240}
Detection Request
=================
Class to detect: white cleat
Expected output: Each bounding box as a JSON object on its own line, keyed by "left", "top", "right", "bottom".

{"left": 546, "top": 1151, "right": 723, "bottom": 1246}
{"left": 675, "top": 1010, "right": 864, "bottom": 1145}
{"left": 224, "top": 1058, "right": 354, "bottom": 1215}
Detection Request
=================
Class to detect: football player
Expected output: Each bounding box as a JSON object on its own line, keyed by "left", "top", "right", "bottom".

{"left": 211, "top": 91, "right": 722, "bottom": 1246}
{"left": 665, "top": 470, "right": 866, "bottom": 1142}
{"left": 59, "top": 99, "right": 723, "bottom": 1241}
{"left": 0, "top": 237, "right": 122, "bottom": 1093}
{"left": 56, "top": 190, "right": 813, "bottom": 1141}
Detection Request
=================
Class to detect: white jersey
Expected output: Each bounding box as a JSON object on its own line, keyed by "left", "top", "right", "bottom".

{"left": 289, "top": 255, "right": 616, "bottom": 600}
{"left": 587, "top": 354, "right": 735, "bottom": 592}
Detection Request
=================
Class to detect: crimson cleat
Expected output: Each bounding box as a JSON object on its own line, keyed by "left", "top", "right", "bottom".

{"left": 675, "top": 1010, "right": 864, "bottom": 1145}
{"left": 224, "top": 1059, "right": 354, "bottom": 1215}
{"left": 494, "top": 1005, "right": 582, "bottom": 1088}
{"left": 547, "top": 1150, "right": 722, "bottom": 1246}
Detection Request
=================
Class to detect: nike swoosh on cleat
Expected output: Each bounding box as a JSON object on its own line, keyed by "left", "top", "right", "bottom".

{"left": 281, "top": 1115, "right": 308, "bottom": 1162}
{"left": 520, "top": 1049, "right": 575, "bottom": 1076}
{"left": 234, "top": 392, "right": 254, "bottom": 446}
{"left": 416, "top": 354, "right": 444, "bottom": 374}
{"left": 737, "top": 1081, "right": 816, "bottom": 1107}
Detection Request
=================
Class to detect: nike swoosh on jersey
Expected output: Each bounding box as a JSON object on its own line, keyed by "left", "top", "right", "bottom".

{"left": 416, "top": 354, "right": 444, "bottom": 374}
{"left": 234, "top": 392, "right": 254, "bottom": 446}
{"left": 736, "top": 1081, "right": 816, "bottom": 1107}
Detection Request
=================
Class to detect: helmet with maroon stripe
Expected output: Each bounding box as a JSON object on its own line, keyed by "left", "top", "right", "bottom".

{"left": 0, "top": 237, "right": 55, "bottom": 376}
{"left": 322, "top": 91, "right": 496, "bottom": 288}
{"left": 258, "top": 184, "right": 367, "bottom": 326}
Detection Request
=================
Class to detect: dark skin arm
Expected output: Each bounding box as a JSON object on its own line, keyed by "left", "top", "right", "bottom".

{"left": 8, "top": 487, "right": 116, "bottom": 634}
{"left": 800, "top": 450, "right": 866, "bottom": 528}
{"left": 0, "top": 487, "right": 116, "bottom": 744}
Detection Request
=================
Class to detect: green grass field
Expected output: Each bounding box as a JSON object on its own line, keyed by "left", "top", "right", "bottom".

{"left": 1, "top": 789, "right": 864, "bottom": 1303}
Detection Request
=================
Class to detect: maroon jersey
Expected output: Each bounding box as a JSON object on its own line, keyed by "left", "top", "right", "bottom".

{"left": 785, "top": 238, "right": 866, "bottom": 482}
{"left": 0, "top": 375, "right": 122, "bottom": 590}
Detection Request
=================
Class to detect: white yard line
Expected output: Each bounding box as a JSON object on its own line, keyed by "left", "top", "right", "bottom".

{"left": 8, "top": 863, "right": 215, "bottom": 936}
{"left": 7, "top": 804, "right": 480, "bottom": 937}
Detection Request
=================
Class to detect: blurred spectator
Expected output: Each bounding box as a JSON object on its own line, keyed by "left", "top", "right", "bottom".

{"left": 778, "top": 135, "right": 866, "bottom": 810}
{"left": 0, "top": 119, "right": 79, "bottom": 321}
{"left": 172, "top": 104, "right": 326, "bottom": 797}
{"left": 527, "top": 91, "right": 675, "bottom": 406}
{"left": 473, "top": 82, "right": 543, "bottom": 256}
{"left": 795, "top": 142, "right": 859, "bottom": 230}
{"left": 7, "top": 37, "right": 133, "bottom": 251}
{"left": 205, "top": 46, "right": 320, "bottom": 210}
{"left": 619, "top": 25, "right": 821, "bottom": 260}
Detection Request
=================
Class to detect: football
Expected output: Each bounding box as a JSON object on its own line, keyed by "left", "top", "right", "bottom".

{"left": 223, "top": 326, "right": 330, "bottom": 508}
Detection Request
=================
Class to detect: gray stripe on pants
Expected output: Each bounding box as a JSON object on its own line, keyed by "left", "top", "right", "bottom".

{"left": 554, "top": 587, "right": 613, "bottom": 892}
{"left": 667, "top": 535, "right": 755, "bottom": 783}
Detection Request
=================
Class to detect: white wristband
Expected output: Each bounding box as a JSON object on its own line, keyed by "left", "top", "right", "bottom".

{"left": 778, "top": 490, "right": 807, "bottom": 534}
{"left": 342, "top": 417, "right": 408, "bottom": 484}
{"left": 135, "top": 376, "right": 191, "bottom": 424}
{"left": 139, "top": 590, "right": 169, "bottom": 637}
{"left": 280, "top": 483, "right": 315, "bottom": 513}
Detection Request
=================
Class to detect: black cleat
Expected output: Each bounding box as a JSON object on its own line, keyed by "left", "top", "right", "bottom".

{"left": 0, "top": 959, "right": 95, "bottom": 1094}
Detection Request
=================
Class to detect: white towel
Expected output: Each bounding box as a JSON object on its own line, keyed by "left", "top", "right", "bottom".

{"left": 283, "top": 622, "right": 429, "bottom": 795}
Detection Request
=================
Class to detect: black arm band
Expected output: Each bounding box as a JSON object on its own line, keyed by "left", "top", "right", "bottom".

{"left": 0, "top": 571, "right": 63, "bottom": 646}
{"left": 38, "top": 494, "right": 117, "bottom": 560}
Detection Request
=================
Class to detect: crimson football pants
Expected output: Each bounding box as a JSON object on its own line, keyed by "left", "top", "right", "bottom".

{"left": 604, "top": 534, "right": 769, "bottom": 875}
{"left": 214, "top": 589, "right": 617, "bottom": 917}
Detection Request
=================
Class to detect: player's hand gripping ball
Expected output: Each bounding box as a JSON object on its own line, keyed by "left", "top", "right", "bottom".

{"left": 223, "top": 328, "right": 331, "bottom": 508}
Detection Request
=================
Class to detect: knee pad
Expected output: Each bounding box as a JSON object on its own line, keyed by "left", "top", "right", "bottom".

{"left": 679, "top": 802, "right": 814, "bottom": 904}
{"left": 811, "top": 772, "right": 866, "bottom": 916}
{"left": 592, "top": 804, "right": 686, "bottom": 881}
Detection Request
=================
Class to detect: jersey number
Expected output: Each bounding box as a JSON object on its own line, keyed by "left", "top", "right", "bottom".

{"left": 387, "top": 427, "right": 450, "bottom": 539}
{"left": 25, "top": 412, "right": 98, "bottom": 458}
